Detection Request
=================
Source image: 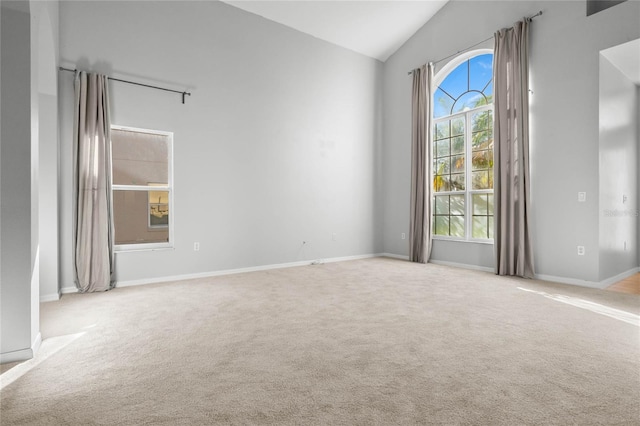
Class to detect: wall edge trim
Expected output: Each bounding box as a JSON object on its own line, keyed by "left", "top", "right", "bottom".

{"left": 62, "top": 254, "right": 383, "bottom": 292}
{"left": 40, "top": 292, "right": 61, "bottom": 303}
{"left": 0, "top": 333, "right": 41, "bottom": 364}
{"left": 599, "top": 267, "right": 639, "bottom": 288}
{"left": 535, "top": 273, "right": 604, "bottom": 289}
{"left": 428, "top": 259, "right": 494, "bottom": 273}
{"left": 379, "top": 253, "right": 410, "bottom": 261}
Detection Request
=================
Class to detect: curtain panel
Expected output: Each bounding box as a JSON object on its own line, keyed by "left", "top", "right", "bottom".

{"left": 72, "top": 71, "right": 115, "bottom": 292}
{"left": 409, "top": 63, "right": 434, "bottom": 263}
{"left": 493, "top": 20, "right": 535, "bottom": 278}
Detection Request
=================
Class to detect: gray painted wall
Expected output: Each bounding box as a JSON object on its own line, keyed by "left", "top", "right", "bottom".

{"left": 56, "top": 1, "right": 383, "bottom": 293}
{"left": 1, "top": 3, "right": 39, "bottom": 361}
{"left": 36, "top": 0, "right": 60, "bottom": 302}
{"left": 382, "top": 0, "right": 640, "bottom": 284}
{"left": 598, "top": 55, "right": 638, "bottom": 280}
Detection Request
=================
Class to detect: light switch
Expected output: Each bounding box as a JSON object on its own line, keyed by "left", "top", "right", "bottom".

{"left": 578, "top": 192, "right": 586, "bottom": 202}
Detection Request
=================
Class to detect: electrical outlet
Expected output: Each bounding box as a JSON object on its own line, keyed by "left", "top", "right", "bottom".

{"left": 577, "top": 246, "right": 585, "bottom": 256}
{"left": 194, "top": 242, "right": 200, "bottom": 251}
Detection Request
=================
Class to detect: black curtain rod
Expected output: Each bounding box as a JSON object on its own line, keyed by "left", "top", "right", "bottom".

{"left": 408, "top": 10, "right": 543, "bottom": 75}
{"left": 58, "top": 67, "right": 192, "bottom": 104}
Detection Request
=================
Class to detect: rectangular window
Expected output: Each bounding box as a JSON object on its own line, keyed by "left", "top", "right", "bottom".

{"left": 433, "top": 105, "right": 493, "bottom": 241}
{"left": 111, "top": 126, "right": 173, "bottom": 250}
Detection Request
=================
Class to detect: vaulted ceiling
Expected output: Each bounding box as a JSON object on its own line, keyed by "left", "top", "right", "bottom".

{"left": 220, "top": 1, "right": 449, "bottom": 62}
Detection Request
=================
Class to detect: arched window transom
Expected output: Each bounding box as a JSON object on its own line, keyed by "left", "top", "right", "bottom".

{"left": 434, "top": 53, "right": 493, "bottom": 119}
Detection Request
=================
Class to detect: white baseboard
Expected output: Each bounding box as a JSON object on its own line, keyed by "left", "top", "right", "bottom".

{"left": 307, "top": 253, "right": 381, "bottom": 266}
{"left": 534, "top": 274, "right": 603, "bottom": 289}
{"left": 380, "top": 253, "right": 410, "bottom": 261}
{"left": 57, "top": 254, "right": 381, "bottom": 294}
{"left": 1, "top": 333, "right": 41, "bottom": 364}
{"left": 428, "top": 259, "right": 494, "bottom": 273}
{"left": 40, "top": 292, "right": 61, "bottom": 303}
{"left": 536, "top": 267, "right": 639, "bottom": 290}
{"left": 107, "top": 253, "right": 382, "bottom": 289}
{"left": 599, "top": 267, "right": 640, "bottom": 288}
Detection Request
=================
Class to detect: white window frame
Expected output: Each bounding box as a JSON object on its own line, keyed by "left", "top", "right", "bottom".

{"left": 432, "top": 105, "right": 494, "bottom": 243}
{"left": 111, "top": 125, "right": 174, "bottom": 251}
{"left": 432, "top": 49, "right": 494, "bottom": 244}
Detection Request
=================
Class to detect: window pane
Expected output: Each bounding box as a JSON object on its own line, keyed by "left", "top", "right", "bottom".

{"left": 472, "top": 170, "right": 490, "bottom": 190}
{"left": 451, "top": 173, "right": 465, "bottom": 191}
{"left": 436, "top": 139, "right": 450, "bottom": 158}
{"left": 472, "top": 194, "right": 488, "bottom": 215}
{"left": 148, "top": 190, "right": 169, "bottom": 228}
{"left": 114, "top": 190, "right": 169, "bottom": 245}
{"left": 451, "top": 155, "right": 465, "bottom": 173}
{"left": 451, "top": 136, "right": 465, "bottom": 154}
{"left": 435, "top": 122, "right": 450, "bottom": 140}
{"left": 435, "top": 158, "right": 450, "bottom": 175}
{"left": 434, "top": 175, "right": 450, "bottom": 192}
{"left": 434, "top": 88, "right": 454, "bottom": 119}
{"left": 488, "top": 193, "right": 494, "bottom": 214}
{"left": 472, "top": 131, "right": 490, "bottom": 150}
{"left": 435, "top": 195, "right": 449, "bottom": 215}
{"left": 439, "top": 61, "right": 467, "bottom": 100}
{"left": 451, "top": 117, "right": 464, "bottom": 136}
{"left": 484, "top": 81, "right": 494, "bottom": 100}
{"left": 469, "top": 54, "right": 493, "bottom": 92}
{"left": 452, "top": 92, "right": 485, "bottom": 114}
{"left": 450, "top": 195, "right": 465, "bottom": 215}
{"left": 450, "top": 216, "right": 465, "bottom": 237}
{"left": 472, "top": 216, "right": 488, "bottom": 239}
{"left": 472, "top": 111, "right": 490, "bottom": 132}
{"left": 472, "top": 150, "right": 492, "bottom": 171}
{"left": 434, "top": 216, "right": 450, "bottom": 235}
{"left": 112, "top": 129, "right": 169, "bottom": 185}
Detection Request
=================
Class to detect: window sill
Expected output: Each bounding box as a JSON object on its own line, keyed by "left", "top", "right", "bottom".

{"left": 114, "top": 245, "right": 174, "bottom": 253}
{"left": 432, "top": 237, "right": 494, "bottom": 245}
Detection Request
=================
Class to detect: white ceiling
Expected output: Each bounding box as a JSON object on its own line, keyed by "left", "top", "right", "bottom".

{"left": 601, "top": 39, "right": 640, "bottom": 85}
{"left": 221, "top": 0, "right": 449, "bottom": 62}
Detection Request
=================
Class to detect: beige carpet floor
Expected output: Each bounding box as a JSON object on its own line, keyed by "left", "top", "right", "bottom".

{"left": 1, "top": 257, "right": 639, "bottom": 425}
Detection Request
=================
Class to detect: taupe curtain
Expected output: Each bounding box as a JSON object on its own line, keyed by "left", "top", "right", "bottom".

{"left": 72, "top": 71, "right": 115, "bottom": 292}
{"left": 409, "top": 63, "right": 434, "bottom": 263}
{"left": 493, "top": 20, "right": 535, "bottom": 278}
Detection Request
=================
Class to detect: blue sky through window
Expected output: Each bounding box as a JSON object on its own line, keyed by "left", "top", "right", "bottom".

{"left": 434, "top": 53, "right": 493, "bottom": 118}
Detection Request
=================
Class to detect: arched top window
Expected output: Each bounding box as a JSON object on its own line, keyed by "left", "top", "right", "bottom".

{"left": 432, "top": 50, "right": 495, "bottom": 241}
{"left": 434, "top": 52, "right": 493, "bottom": 119}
